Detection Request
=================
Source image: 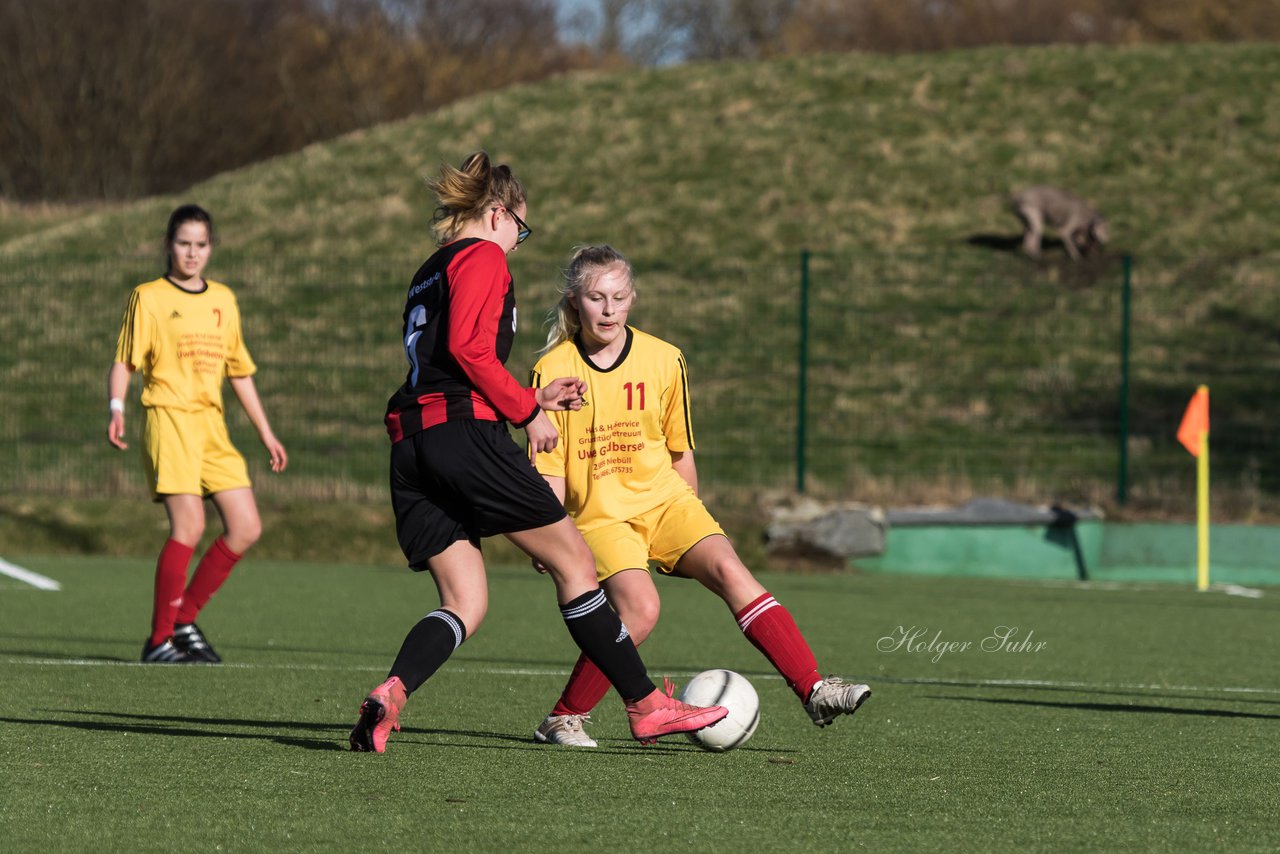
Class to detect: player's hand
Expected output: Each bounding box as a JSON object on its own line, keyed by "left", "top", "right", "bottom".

{"left": 107, "top": 412, "right": 128, "bottom": 450}
{"left": 536, "top": 377, "right": 586, "bottom": 411}
{"left": 531, "top": 558, "right": 550, "bottom": 575}
{"left": 261, "top": 433, "right": 288, "bottom": 473}
{"left": 524, "top": 411, "right": 560, "bottom": 455}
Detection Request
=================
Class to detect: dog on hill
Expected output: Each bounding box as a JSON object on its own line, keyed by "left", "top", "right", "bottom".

{"left": 1009, "top": 185, "right": 1109, "bottom": 261}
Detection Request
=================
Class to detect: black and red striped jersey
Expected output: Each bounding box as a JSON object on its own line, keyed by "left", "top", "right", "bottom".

{"left": 385, "top": 238, "right": 538, "bottom": 442}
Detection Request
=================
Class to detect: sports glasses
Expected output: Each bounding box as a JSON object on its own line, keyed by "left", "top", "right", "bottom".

{"left": 495, "top": 206, "right": 531, "bottom": 245}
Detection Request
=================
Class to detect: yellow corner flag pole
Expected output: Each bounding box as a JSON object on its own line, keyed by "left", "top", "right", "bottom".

{"left": 1196, "top": 427, "right": 1210, "bottom": 592}
{"left": 1177, "top": 385, "right": 1211, "bottom": 592}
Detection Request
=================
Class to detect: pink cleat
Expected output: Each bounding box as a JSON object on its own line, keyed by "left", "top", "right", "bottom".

{"left": 349, "top": 676, "right": 407, "bottom": 753}
{"left": 626, "top": 678, "right": 729, "bottom": 745}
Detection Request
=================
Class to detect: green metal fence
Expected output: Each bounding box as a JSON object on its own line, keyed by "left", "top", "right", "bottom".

{"left": 790, "top": 249, "right": 1280, "bottom": 513}
{"left": 3, "top": 249, "right": 1277, "bottom": 515}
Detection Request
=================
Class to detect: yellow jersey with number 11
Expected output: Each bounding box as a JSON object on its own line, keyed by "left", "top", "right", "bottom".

{"left": 531, "top": 326, "right": 696, "bottom": 534}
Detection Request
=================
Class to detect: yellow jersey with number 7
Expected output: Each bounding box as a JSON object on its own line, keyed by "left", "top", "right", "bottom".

{"left": 114, "top": 277, "right": 256, "bottom": 413}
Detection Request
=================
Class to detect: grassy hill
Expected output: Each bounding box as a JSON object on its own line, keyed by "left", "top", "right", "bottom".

{"left": 3, "top": 43, "right": 1279, "bottom": 561}
{"left": 4, "top": 43, "right": 1279, "bottom": 263}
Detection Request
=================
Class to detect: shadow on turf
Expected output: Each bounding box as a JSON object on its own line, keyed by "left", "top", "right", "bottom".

{"left": 0, "top": 648, "right": 131, "bottom": 663}
{"left": 0, "top": 711, "right": 339, "bottom": 750}
{"left": 0, "top": 635, "right": 658, "bottom": 668}
{"left": 1, "top": 635, "right": 740, "bottom": 675}
{"left": 0, "top": 632, "right": 394, "bottom": 662}
{"left": 3, "top": 710, "right": 715, "bottom": 755}
{"left": 931, "top": 695, "right": 1280, "bottom": 720}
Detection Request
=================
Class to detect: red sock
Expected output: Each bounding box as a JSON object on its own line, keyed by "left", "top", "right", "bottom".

{"left": 551, "top": 652, "right": 615, "bottom": 717}
{"left": 736, "top": 592, "right": 823, "bottom": 702}
{"left": 150, "top": 539, "right": 194, "bottom": 647}
{"left": 175, "top": 537, "right": 242, "bottom": 625}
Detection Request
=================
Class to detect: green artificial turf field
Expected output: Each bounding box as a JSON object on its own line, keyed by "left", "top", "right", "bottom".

{"left": 1, "top": 556, "right": 1277, "bottom": 852}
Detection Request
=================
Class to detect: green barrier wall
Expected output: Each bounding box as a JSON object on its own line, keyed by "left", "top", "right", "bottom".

{"left": 854, "top": 522, "right": 1280, "bottom": 587}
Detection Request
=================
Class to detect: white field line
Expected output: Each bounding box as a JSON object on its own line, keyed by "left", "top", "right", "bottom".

{"left": 2, "top": 657, "right": 1278, "bottom": 698}
{"left": 0, "top": 557, "right": 61, "bottom": 591}
{"left": 1027, "top": 579, "right": 1266, "bottom": 597}
{"left": 871, "top": 675, "right": 1280, "bottom": 696}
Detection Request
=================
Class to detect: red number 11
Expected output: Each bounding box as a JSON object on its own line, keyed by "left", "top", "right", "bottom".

{"left": 624, "top": 381, "right": 645, "bottom": 410}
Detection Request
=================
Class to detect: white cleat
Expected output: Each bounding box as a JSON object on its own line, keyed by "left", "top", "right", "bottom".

{"left": 804, "top": 676, "right": 871, "bottom": 727}
{"left": 534, "top": 714, "right": 598, "bottom": 748}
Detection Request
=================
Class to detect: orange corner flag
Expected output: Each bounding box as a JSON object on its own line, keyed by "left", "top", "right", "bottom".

{"left": 1177, "top": 386, "right": 1209, "bottom": 457}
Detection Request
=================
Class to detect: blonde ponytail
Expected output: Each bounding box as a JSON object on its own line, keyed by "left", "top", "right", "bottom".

{"left": 427, "top": 151, "right": 526, "bottom": 245}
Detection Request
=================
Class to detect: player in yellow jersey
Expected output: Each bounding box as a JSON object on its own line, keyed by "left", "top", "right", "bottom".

{"left": 107, "top": 205, "right": 287, "bottom": 664}
{"left": 530, "top": 245, "right": 871, "bottom": 747}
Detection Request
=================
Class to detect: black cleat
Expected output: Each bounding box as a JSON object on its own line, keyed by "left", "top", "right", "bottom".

{"left": 141, "top": 638, "right": 197, "bottom": 664}
{"left": 172, "top": 623, "right": 222, "bottom": 663}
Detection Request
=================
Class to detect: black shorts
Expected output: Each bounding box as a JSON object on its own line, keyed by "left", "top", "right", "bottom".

{"left": 390, "top": 419, "right": 567, "bottom": 571}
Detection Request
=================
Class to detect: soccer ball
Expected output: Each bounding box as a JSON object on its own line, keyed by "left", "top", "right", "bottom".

{"left": 679, "top": 669, "right": 760, "bottom": 752}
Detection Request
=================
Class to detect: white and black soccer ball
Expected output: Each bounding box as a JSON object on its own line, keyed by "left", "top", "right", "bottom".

{"left": 679, "top": 669, "right": 760, "bottom": 752}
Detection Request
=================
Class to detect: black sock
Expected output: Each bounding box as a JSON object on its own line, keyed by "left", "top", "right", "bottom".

{"left": 389, "top": 609, "right": 466, "bottom": 695}
{"left": 560, "top": 589, "right": 654, "bottom": 702}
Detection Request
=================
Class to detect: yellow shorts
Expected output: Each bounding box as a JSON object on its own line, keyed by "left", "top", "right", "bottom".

{"left": 142, "top": 406, "right": 251, "bottom": 500}
{"left": 581, "top": 490, "right": 725, "bottom": 582}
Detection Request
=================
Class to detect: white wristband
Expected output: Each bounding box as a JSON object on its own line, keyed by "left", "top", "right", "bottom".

{"left": 109, "top": 398, "right": 125, "bottom": 413}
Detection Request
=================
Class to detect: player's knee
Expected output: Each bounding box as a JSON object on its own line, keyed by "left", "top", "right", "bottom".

{"left": 700, "top": 555, "right": 752, "bottom": 598}
{"left": 171, "top": 519, "right": 205, "bottom": 546}
{"left": 453, "top": 603, "right": 486, "bottom": 638}
{"left": 541, "top": 561, "right": 574, "bottom": 584}
{"left": 547, "top": 552, "right": 597, "bottom": 588}
{"left": 623, "top": 598, "right": 660, "bottom": 642}
{"left": 572, "top": 537, "right": 598, "bottom": 573}
{"left": 225, "top": 519, "right": 262, "bottom": 553}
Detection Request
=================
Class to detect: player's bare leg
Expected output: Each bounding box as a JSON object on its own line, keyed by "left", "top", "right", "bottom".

{"left": 208, "top": 487, "right": 261, "bottom": 555}
{"left": 163, "top": 493, "right": 207, "bottom": 547}
{"left": 675, "top": 534, "right": 767, "bottom": 612}
{"left": 506, "top": 516, "right": 599, "bottom": 605}
{"left": 426, "top": 540, "right": 489, "bottom": 632}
